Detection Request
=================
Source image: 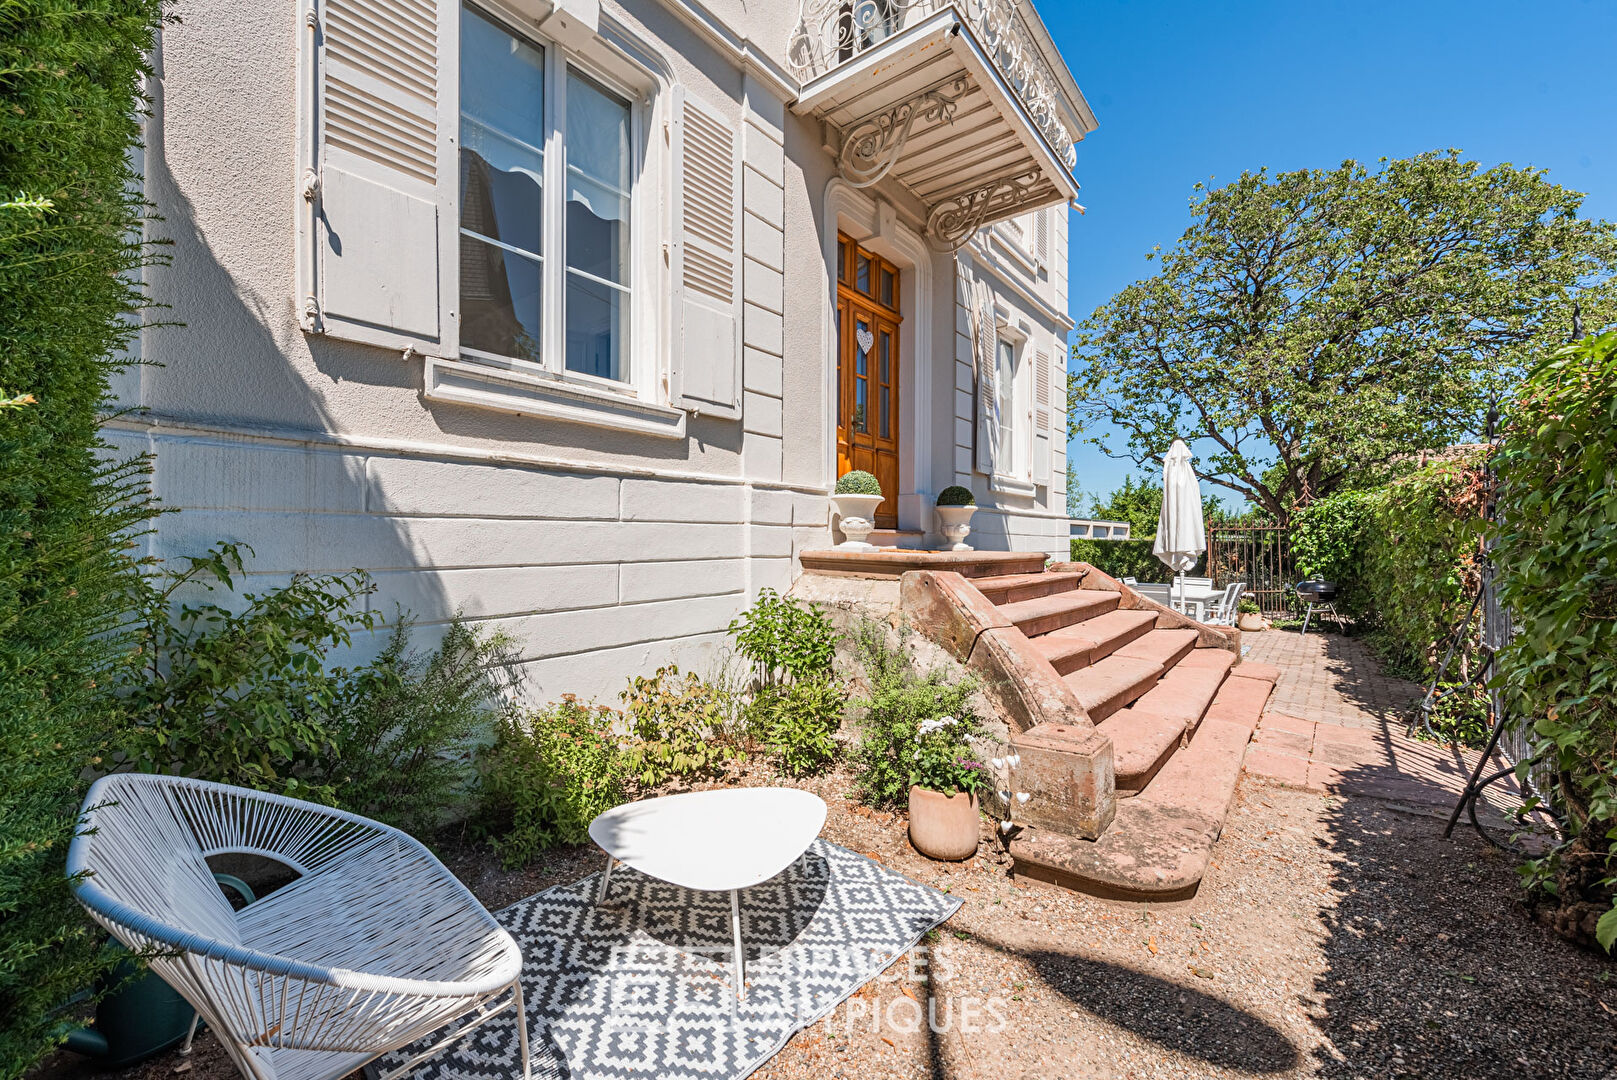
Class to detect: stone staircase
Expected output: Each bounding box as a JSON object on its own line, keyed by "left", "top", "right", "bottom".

{"left": 797, "top": 549, "right": 1277, "bottom": 901}
{"left": 969, "top": 563, "right": 1277, "bottom": 900}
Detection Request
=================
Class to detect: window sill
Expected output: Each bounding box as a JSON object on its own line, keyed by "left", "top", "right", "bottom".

{"left": 989, "top": 473, "right": 1037, "bottom": 498}
{"left": 423, "top": 356, "right": 687, "bottom": 440}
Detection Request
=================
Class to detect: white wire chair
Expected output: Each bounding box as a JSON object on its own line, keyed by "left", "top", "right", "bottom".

{"left": 68, "top": 774, "right": 529, "bottom": 1080}
{"left": 1204, "top": 582, "right": 1247, "bottom": 626}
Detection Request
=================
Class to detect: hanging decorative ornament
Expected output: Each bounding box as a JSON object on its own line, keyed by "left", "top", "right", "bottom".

{"left": 1006, "top": 754, "right": 1021, "bottom": 769}
{"left": 1016, "top": 792, "right": 1031, "bottom": 804}
{"left": 855, "top": 325, "right": 875, "bottom": 354}
{"left": 999, "top": 820, "right": 1014, "bottom": 835}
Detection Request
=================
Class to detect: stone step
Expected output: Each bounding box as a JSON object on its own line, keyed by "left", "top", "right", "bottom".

{"left": 867, "top": 529, "right": 927, "bottom": 550}
{"left": 1096, "top": 707, "right": 1185, "bottom": 795}
{"left": 996, "top": 589, "right": 1120, "bottom": 638}
{"left": 1126, "top": 647, "right": 1237, "bottom": 733}
{"left": 1111, "top": 627, "right": 1200, "bottom": 670}
{"left": 1030, "top": 609, "right": 1159, "bottom": 675}
{"left": 973, "top": 570, "right": 1085, "bottom": 606}
{"left": 1062, "top": 653, "right": 1163, "bottom": 722}
{"left": 1008, "top": 670, "right": 1269, "bottom": 900}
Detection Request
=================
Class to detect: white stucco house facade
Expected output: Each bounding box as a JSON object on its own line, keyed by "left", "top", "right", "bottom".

{"left": 113, "top": 0, "right": 1095, "bottom": 700}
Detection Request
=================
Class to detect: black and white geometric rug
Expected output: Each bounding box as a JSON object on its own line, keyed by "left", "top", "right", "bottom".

{"left": 376, "top": 839, "right": 959, "bottom": 1080}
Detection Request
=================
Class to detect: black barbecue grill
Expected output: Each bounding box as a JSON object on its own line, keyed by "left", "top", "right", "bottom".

{"left": 1295, "top": 580, "right": 1339, "bottom": 635}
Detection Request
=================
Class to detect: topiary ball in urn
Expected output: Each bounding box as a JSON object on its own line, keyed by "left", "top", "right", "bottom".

{"left": 934, "top": 486, "right": 978, "bottom": 551}
{"left": 831, "top": 471, "right": 884, "bottom": 549}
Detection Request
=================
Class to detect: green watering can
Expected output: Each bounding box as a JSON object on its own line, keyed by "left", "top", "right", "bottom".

{"left": 62, "top": 872, "right": 255, "bottom": 1068}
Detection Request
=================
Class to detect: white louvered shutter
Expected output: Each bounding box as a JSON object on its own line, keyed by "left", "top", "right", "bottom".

{"left": 1035, "top": 208, "right": 1051, "bottom": 265}
{"left": 972, "top": 277, "right": 998, "bottom": 475}
{"left": 670, "top": 87, "right": 742, "bottom": 420}
{"left": 299, "top": 0, "right": 454, "bottom": 352}
{"left": 1033, "top": 345, "right": 1052, "bottom": 484}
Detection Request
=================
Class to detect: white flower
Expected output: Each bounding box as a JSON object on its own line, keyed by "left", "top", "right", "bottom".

{"left": 997, "top": 789, "right": 1011, "bottom": 802}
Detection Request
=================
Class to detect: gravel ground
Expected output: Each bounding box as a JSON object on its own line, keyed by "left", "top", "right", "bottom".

{"left": 31, "top": 766, "right": 1617, "bottom": 1080}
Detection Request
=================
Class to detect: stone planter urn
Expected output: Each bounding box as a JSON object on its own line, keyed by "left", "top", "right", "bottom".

{"left": 908, "top": 785, "right": 979, "bottom": 861}
{"left": 1238, "top": 611, "right": 1265, "bottom": 631}
{"left": 935, "top": 505, "right": 977, "bottom": 551}
{"left": 831, "top": 493, "right": 884, "bottom": 549}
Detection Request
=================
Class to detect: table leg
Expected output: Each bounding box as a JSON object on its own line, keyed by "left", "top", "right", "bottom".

{"left": 730, "top": 888, "right": 744, "bottom": 1000}
{"left": 596, "top": 851, "right": 615, "bottom": 905}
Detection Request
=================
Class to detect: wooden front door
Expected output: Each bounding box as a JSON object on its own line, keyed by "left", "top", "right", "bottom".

{"left": 836, "top": 234, "right": 902, "bottom": 528}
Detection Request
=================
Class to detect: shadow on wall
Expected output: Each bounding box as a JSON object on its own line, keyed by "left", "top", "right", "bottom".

{"left": 138, "top": 37, "right": 748, "bottom": 706}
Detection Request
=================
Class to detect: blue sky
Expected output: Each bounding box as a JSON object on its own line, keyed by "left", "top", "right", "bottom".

{"left": 1045, "top": 0, "right": 1617, "bottom": 512}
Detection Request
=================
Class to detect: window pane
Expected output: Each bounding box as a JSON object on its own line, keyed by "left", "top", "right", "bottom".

{"left": 565, "top": 71, "right": 630, "bottom": 285}
{"left": 566, "top": 271, "right": 626, "bottom": 381}
{"left": 461, "top": 131, "right": 542, "bottom": 256}
{"left": 461, "top": 7, "right": 544, "bottom": 142}
{"left": 461, "top": 235, "right": 542, "bottom": 362}
{"left": 997, "top": 338, "right": 1016, "bottom": 448}
{"left": 461, "top": 6, "right": 544, "bottom": 360}
{"left": 566, "top": 70, "right": 630, "bottom": 191}
{"left": 881, "top": 268, "right": 894, "bottom": 307}
{"left": 854, "top": 378, "right": 868, "bottom": 433}
{"left": 855, "top": 254, "right": 870, "bottom": 294}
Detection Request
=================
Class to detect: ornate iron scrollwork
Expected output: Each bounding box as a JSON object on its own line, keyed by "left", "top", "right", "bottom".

{"left": 926, "top": 169, "right": 1045, "bottom": 250}
{"left": 839, "top": 73, "right": 969, "bottom": 187}
{"left": 789, "top": 0, "right": 1080, "bottom": 169}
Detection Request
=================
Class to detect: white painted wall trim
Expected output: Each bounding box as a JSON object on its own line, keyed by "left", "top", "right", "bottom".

{"left": 964, "top": 233, "right": 1075, "bottom": 332}
{"left": 820, "top": 177, "right": 935, "bottom": 532}
{"left": 105, "top": 412, "right": 832, "bottom": 494}
{"left": 647, "top": 0, "right": 798, "bottom": 100}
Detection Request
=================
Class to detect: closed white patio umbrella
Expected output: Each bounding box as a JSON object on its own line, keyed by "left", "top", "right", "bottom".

{"left": 1153, "top": 439, "right": 1206, "bottom": 613}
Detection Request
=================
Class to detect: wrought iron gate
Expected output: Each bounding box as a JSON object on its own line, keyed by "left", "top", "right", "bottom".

{"left": 1204, "top": 523, "right": 1292, "bottom": 617}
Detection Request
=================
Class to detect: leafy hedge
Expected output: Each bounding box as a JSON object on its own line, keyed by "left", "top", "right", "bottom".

{"left": 1068, "top": 538, "right": 1173, "bottom": 583}
{"left": 1290, "top": 454, "right": 1487, "bottom": 678}
{"left": 0, "top": 2, "right": 168, "bottom": 1074}
{"left": 1492, "top": 330, "right": 1617, "bottom": 950}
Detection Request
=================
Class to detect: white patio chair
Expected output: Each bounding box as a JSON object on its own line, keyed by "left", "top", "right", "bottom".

{"left": 68, "top": 774, "right": 528, "bottom": 1080}
{"left": 1204, "top": 582, "right": 1246, "bottom": 626}
{"left": 1133, "top": 582, "right": 1173, "bottom": 607}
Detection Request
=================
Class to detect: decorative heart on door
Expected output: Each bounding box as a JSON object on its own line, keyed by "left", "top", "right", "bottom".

{"left": 855, "top": 326, "right": 875, "bottom": 354}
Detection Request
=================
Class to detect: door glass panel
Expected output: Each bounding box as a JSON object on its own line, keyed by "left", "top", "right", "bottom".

{"left": 854, "top": 378, "right": 868, "bottom": 433}
{"left": 838, "top": 241, "right": 846, "bottom": 283}
{"left": 855, "top": 319, "right": 869, "bottom": 375}
{"left": 853, "top": 317, "right": 869, "bottom": 433}
{"left": 879, "top": 331, "right": 890, "bottom": 437}
{"left": 836, "top": 305, "right": 844, "bottom": 424}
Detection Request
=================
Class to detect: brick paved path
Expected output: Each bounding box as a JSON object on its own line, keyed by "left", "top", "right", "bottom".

{"left": 1239, "top": 626, "right": 1522, "bottom": 820}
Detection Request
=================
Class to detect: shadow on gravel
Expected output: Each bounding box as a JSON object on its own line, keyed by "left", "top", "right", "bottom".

{"left": 967, "top": 926, "right": 1299, "bottom": 1073}
{"left": 1311, "top": 769, "right": 1617, "bottom": 1079}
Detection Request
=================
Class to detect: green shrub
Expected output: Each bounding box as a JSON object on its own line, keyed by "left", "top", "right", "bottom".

{"left": 0, "top": 4, "right": 171, "bottom": 1068}
{"left": 846, "top": 622, "right": 982, "bottom": 809}
{"left": 620, "top": 665, "right": 741, "bottom": 785}
{"left": 122, "top": 544, "right": 380, "bottom": 802}
{"left": 726, "top": 587, "right": 838, "bottom": 689}
{"left": 750, "top": 679, "right": 844, "bottom": 777}
{"left": 477, "top": 698, "right": 629, "bottom": 868}
{"left": 1069, "top": 538, "right": 1170, "bottom": 583}
{"left": 324, "top": 617, "right": 521, "bottom": 836}
{"left": 1493, "top": 329, "right": 1617, "bottom": 950}
{"left": 835, "top": 470, "right": 882, "bottom": 496}
{"left": 123, "top": 544, "right": 516, "bottom": 831}
{"left": 1290, "top": 489, "right": 1379, "bottom": 621}
{"left": 936, "top": 485, "right": 975, "bottom": 507}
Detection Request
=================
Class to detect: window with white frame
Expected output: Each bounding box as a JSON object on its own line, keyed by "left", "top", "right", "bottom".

{"left": 458, "top": 4, "right": 636, "bottom": 386}
{"left": 995, "top": 330, "right": 1030, "bottom": 480}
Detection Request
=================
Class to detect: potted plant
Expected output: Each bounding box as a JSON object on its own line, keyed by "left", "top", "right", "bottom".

{"left": 934, "top": 485, "right": 977, "bottom": 551}
{"left": 908, "top": 713, "right": 989, "bottom": 860}
{"left": 1237, "top": 596, "right": 1265, "bottom": 631}
{"left": 832, "top": 470, "right": 884, "bottom": 549}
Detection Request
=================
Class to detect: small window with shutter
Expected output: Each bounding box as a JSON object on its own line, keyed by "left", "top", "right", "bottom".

{"left": 301, "top": 0, "right": 697, "bottom": 432}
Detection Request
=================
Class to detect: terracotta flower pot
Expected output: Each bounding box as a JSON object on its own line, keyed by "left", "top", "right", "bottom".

{"left": 908, "top": 785, "right": 979, "bottom": 861}
{"left": 1238, "top": 611, "right": 1265, "bottom": 631}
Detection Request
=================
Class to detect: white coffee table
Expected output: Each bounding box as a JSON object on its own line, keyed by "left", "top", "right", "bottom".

{"left": 588, "top": 788, "right": 827, "bottom": 999}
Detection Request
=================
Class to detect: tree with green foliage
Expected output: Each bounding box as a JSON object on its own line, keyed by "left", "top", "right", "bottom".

{"left": 0, "top": 3, "right": 169, "bottom": 1074}
{"left": 1070, "top": 151, "right": 1617, "bottom": 520}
